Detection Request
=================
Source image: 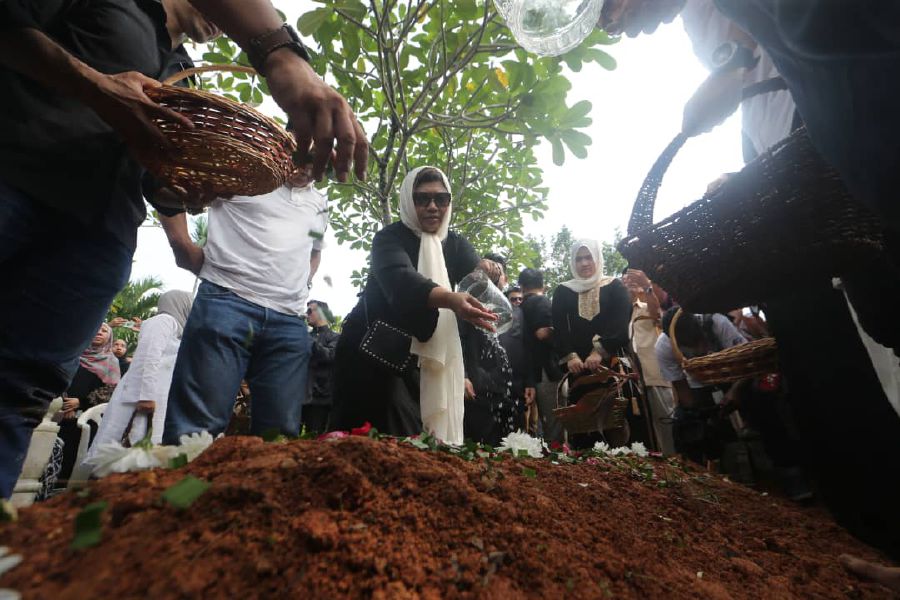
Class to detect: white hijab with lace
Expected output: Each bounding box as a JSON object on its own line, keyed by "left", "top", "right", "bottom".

{"left": 560, "top": 239, "right": 616, "bottom": 320}
{"left": 398, "top": 166, "right": 465, "bottom": 444}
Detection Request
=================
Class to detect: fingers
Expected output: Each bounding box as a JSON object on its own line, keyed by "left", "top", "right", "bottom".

{"left": 312, "top": 103, "right": 334, "bottom": 182}
{"left": 330, "top": 101, "right": 357, "bottom": 183}
{"left": 352, "top": 118, "right": 368, "bottom": 181}
{"left": 839, "top": 554, "right": 898, "bottom": 585}
{"left": 465, "top": 295, "right": 487, "bottom": 312}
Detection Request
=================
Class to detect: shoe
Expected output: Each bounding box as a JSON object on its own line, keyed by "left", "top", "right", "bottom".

{"left": 778, "top": 466, "right": 814, "bottom": 502}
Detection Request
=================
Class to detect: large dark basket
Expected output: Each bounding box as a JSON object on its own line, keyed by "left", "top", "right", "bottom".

{"left": 617, "top": 127, "right": 887, "bottom": 314}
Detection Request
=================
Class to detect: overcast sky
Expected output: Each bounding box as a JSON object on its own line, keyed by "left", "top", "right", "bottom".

{"left": 131, "top": 2, "right": 743, "bottom": 317}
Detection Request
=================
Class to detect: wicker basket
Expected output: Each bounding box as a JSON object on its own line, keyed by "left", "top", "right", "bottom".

{"left": 142, "top": 65, "right": 296, "bottom": 204}
{"left": 617, "top": 125, "right": 887, "bottom": 314}
{"left": 552, "top": 366, "right": 629, "bottom": 434}
{"left": 668, "top": 308, "right": 779, "bottom": 385}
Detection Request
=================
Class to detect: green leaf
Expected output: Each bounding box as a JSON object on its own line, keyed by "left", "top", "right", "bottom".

{"left": 168, "top": 453, "right": 188, "bottom": 469}
{"left": 551, "top": 137, "right": 565, "bottom": 166}
{"left": 202, "top": 52, "right": 231, "bottom": 64}
{"left": 161, "top": 476, "right": 211, "bottom": 510}
{"left": 332, "top": 0, "right": 367, "bottom": 20}
{"left": 521, "top": 467, "right": 537, "bottom": 479}
{"left": 455, "top": 0, "right": 479, "bottom": 19}
{"left": 341, "top": 29, "right": 361, "bottom": 61}
{"left": 297, "top": 8, "right": 331, "bottom": 37}
{"left": 585, "top": 48, "right": 617, "bottom": 70}
{"left": 71, "top": 501, "right": 107, "bottom": 550}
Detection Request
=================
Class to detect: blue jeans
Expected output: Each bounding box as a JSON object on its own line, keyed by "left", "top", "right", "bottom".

{"left": 163, "top": 281, "right": 310, "bottom": 443}
{"left": 0, "top": 179, "right": 133, "bottom": 498}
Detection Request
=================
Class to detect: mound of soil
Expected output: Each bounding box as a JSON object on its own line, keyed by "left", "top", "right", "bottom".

{"left": 1, "top": 436, "right": 892, "bottom": 598}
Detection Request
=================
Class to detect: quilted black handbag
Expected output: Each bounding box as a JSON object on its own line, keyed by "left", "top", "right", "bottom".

{"left": 358, "top": 297, "right": 415, "bottom": 376}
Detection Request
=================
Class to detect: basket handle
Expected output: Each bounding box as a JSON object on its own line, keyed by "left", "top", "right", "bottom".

{"left": 162, "top": 64, "right": 258, "bottom": 86}
{"left": 625, "top": 76, "right": 788, "bottom": 236}
{"left": 667, "top": 308, "right": 687, "bottom": 366}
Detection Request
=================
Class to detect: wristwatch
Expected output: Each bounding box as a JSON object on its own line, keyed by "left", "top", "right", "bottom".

{"left": 711, "top": 41, "right": 758, "bottom": 72}
{"left": 247, "top": 24, "right": 312, "bottom": 77}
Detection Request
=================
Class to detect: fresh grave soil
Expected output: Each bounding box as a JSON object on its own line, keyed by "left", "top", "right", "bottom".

{"left": 1, "top": 436, "right": 893, "bottom": 599}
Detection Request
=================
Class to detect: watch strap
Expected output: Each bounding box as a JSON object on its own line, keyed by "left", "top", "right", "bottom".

{"left": 247, "top": 24, "right": 311, "bottom": 76}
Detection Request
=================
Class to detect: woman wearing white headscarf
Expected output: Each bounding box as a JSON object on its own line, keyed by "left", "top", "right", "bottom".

{"left": 86, "top": 290, "right": 194, "bottom": 458}
{"left": 552, "top": 239, "right": 633, "bottom": 375}
{"left": 332, "top": 167, "right": 497, "bottom": 443}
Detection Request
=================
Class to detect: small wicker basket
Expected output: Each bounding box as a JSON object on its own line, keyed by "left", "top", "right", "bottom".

{"left": 668, "top": 308, "right": 779, "bottom": 385}
{"left": 142, "top": 65, "right": 296, "bottom": 204}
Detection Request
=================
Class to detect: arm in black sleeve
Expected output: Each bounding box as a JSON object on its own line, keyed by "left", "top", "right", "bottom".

{"left": 597, "top": 280, "right": 633, "bottom": 355}
{"left": 370, "top": 226, "right": 438, "bottom": 317}
{"left": 551, "top": 288, "right": 576, "bottom": 360}
{"left": 448, "top": 233, "right": 481, "bottom": 285}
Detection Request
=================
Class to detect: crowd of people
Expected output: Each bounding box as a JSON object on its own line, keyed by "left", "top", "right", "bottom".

{"left": 1, "top": 0, "right": 899, "bottom": 589}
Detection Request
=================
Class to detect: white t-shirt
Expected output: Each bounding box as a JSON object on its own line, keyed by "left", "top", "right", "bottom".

{"left": 655, "top": 313, "right": 747, "bottom": 388}
{"left": 681, "top": 0, "right": 796, "bottom": 156}
{"left": 200, "top": 184, "right": 327, "bottom": 317}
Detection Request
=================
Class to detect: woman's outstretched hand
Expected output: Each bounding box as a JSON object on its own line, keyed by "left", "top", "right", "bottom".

{"left": 428, "top": 288, "right": 499, "bottom": 331}
{"left": 447, "top": 292, "right": 498, "bottom": 332}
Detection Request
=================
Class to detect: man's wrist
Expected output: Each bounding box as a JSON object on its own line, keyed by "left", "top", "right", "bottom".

{"left": 248, "top": 24, "right": 311, "bottom": 77}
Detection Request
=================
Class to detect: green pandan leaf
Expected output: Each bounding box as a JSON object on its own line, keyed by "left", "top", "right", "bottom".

{"left": 161, "top": 476, "right": 210, "bottom": 510}
{"left": 72, "top": 501, "right": 108, "bottom": 550}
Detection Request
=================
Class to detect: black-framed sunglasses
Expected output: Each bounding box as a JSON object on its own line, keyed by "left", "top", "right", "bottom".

{"left": 412, "top": 192, "right": 451, "bottom": 208}
{"left": 509, "top": 296, "right": 524, "bottom": 304}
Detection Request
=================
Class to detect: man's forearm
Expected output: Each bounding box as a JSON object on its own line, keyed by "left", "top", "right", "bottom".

{"left": 188, "top": 0, "right": 283, "bottom": 48}
{"left": 309, "top": 250, "right": 322, "bottom": 281}
{"left": 0, "top": 29, "right": 103, "bottom": 103}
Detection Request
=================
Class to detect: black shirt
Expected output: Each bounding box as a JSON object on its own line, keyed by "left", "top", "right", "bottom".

{"left": 551, "top": 280, "right": 633, "bottom": 361}
{"left": 0, "top": 0, "right": 191, "bottom": 249}
{"left": 521, "top": 293, "right": 562, "bottom": 385}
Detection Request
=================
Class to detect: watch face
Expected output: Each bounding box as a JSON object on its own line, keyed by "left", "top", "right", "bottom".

{"left": 712, "top": 42, "right": 736, "bottom": 68}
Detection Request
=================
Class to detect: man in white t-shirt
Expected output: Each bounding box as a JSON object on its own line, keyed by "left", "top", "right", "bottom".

{"left": 159, "top": 159, "right": 327, "bottom": 442}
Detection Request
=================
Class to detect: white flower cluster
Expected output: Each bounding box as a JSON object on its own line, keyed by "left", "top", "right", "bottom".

{"left": 85, "top": 431, "right": 217, "bottom": 478}
{"left": 498, "top": 431, "right": 547, "bottom": 458}
{"left": 592, "top": 440, "right": 649, "bottom": 458}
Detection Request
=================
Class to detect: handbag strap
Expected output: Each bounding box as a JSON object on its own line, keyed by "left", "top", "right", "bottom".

{"left": 120, "top": 408, "right": 154, "bottom": 448}
{"left": 626, "top": 75, "right": 788, "bottom": 236}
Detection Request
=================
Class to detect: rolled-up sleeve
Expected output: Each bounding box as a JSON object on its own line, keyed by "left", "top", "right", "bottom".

{"left": 131, "top": 316, "right": 178, "bottom": 402}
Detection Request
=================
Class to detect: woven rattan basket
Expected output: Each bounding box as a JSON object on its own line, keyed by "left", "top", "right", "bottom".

{"left": 668, "top": 308, "right": 779, "bottom": 385}
{"left": 142, "top": 65, "right": 296, "bottom": 204}
{"left": 617, "top": 124, "right": 886, "bottom": 314}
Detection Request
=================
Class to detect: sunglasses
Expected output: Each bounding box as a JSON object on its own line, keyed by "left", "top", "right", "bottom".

{"left": 509, "top": 296, "right": 523, "bottom": 304}
{"left": 412, "top": 192, "right": 451, "bottom": 208}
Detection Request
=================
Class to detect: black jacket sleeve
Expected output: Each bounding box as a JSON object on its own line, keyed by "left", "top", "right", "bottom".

{"left": 370, "top": 225, "right": 439, "bottom": 318}
{"left": 448, "top": 232, "right": 480, "bottom": 285}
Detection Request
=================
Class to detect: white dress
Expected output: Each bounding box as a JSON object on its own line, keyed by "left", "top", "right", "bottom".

{"left": 86, "top": 314, "right": 182, "bottom": 456}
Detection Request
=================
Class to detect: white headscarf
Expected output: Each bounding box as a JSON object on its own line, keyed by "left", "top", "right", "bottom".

{"left": 399, "top": 166, "right": 465, "bottom": 445}
{"left": 157, "top": 290, "right": 194, "bottom": 337}
{"left": 560, "top": 239, "right": 615, "bottom": 293}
